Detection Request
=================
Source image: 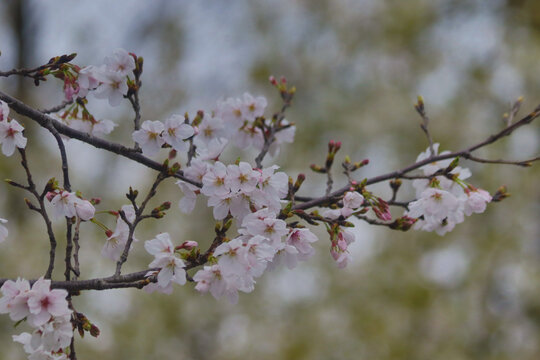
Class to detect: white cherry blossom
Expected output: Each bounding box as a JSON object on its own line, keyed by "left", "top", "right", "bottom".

{"left": 0, "top": 100, "right": 10, "bottom": 121}
{"left": 104, "top": 48, "right": 135, "bottom": 76}
{"left": 161, "top": 115, "right": 194, "bottom": 152}
{"left": 93, "top": 70, "right": 128, "bottom": 106}
{"left": 0, "top": 119, "right": 27, "bottom": 156}
{"left": 0, "top": 278, "right": 31, "bottom": 321}
{"left": 201, "top": 161, "right": 229, "bottom": 198}
{"left": 194, "top": 114, "right": 225, "bottom": 147}
{"left": 26, "top": 278, "right": 70, "bottom": 327}
{"left": 462, "top": 188, "right": 492, "bottom": 216}
{"left": 132, "top": 120, "right": 165, "bottom": 157}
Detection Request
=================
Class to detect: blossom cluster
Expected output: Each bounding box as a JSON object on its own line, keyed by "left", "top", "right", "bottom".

{"left": 46, "top": 191, "right": 95, "bottom": 221}
{"left": 193, "top": 223, "right": 318, "bottom": 304}
{"left": 0, "top": 278, "right": 72, "bottom": 359}
{"left": 67, "top": 48, "right": 135, "bottom": 106}
{"left": 143, "top": 233, "right": 187, "bottom": 294}
{"left": 133, "top": 92, "right": 295, "bottom": 160}
{"left": 406, "top": 144, "right": 492, "bottom": 235}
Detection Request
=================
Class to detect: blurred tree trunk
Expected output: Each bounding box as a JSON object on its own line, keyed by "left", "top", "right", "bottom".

{"left": 9, "top": 0, "right": 35, "bottom": 101}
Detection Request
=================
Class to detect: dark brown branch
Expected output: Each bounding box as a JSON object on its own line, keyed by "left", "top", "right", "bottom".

{"left": 0, "top": 90, "right": 202, "bottom": 188}
{"left": 461, "top": 153, "right": 539, "bottom": 167}
{"left": 293, "top": 104, "right": 540, "bottom": 211}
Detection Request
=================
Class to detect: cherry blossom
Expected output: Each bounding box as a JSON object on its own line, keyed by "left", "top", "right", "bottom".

{"left": 103, "top": 48, "right": 135, "bottom": 76}
{"left": 0, "top": 118, "right": 27, "bottom": 156}
{"left": 101, "top": 205, "right": 136, "bottom": 261}
{"left": 195, "top": 137, "right": 228, "bottom": 161}
{"left": 408, "top": 188, "right": 461, "bottom": 225}
{"left": 161, "top": 115, "right": 194, "bottom": 152}
{"left": 193, "top": 265, "right": 238, "bottom": 303}
{"left": 132, "top": 120, "right": 165, "bottom": 156}
{"left": 201, "top": 161, "right": 229, "bottom": 198}
{"left": 0, "top": 100, "right": 9, "bottom": 121}
{"left": 242, "top": 92, "right": 267, "bottom": 122}
{"left": 0, "top": 278, "right": 31, "bottom": 321}
{"left": 48, "top": 191, "right": 95, "bottom": 220}
{"left": 416, "top": 143, "right": 453, "bottom": 175}
{"left": 330, "top": 229, "right": 356, "bottom": 268}
{"left": 462, "top": 187, "right": 492, "bottom": 216}
{"left": 145, "top": 233, "right": 187, "bottom": 288}
{"left": 144, "top": 232, "right": 175, "bottom": 259}
{"left": 323, "top": 191, "right": 364, "bottom": 219}
{"left": 176, "top": 181, "right": 199, "bottom": 214}
{"left": 49, "top": 191, "right": 78, "bottom": 218}
{"left": 77, "top": 65, "right": 100, "bottom": 97}
{"left": 194, "top": 113, "right": 225, "bottom": 147}
{"left": 215, "top": 97, "right": 245, "bottom": 128}
{"left": 226, "top": 162, "right": 259, "bottom": 194}
{"left": 26, "top": 278, "right": 71, "bottom": 327}
{"left": 241, "top": 208, "right": 288, "bottom": 245}
{"left": 93, "top": 70, "right": 129, "bottom": 106}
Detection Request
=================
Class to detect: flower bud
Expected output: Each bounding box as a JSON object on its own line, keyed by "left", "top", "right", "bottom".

{"left": 75, "top": 199, "right": 95, "bottom": 221}
{"left": 177, "top": 240, "right": 198, "bottom": 250}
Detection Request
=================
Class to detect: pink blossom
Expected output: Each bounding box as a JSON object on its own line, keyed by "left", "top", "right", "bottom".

{"left": 416, "top": 143, "right": 453, "bottom": 175}
{"left": 101, "top": 205, "right": 136, "bottom": 261}
{"left": 241, "top": 208, "right": 288, "bottom": 245}
{"left": 92, "top": 119, "right": 117, "bottom": 137}
{"left": 287, "top": 228, "right": 318, "bottom": 261}
{"left": 77, "top": 65, "right": 100, "bottom": 97}
{"left": 201, "top": 161, "right": 230, "bottom": 198}
{"left": 73, "top": 198, "right": 95, "bottom": 221}
{"left": 463, "top": 188, "right": 492, "bottom": 216}
{"left": 242, "top": 93, "right": 267, "bottom": 122}
{"left": 194, "top": 114, "right": 225, "bottom": 147}
{"left": 144, "top": 233, "right": 175, "bottom": 258}
{"left": 94, "top": 70, "right": 128, "bottom": 106}
{"left": 215, "top": 97, "right": 245, "bottom": 129}
{"left": 104, "top": 48, "right": 135, "bottom": 76}
{"left": 0, "top": 278, "right": 31, "bottom": 321}
{"left": 226, "top": 162, "right": 259, "bottom": 194}
{"left": 0, "top": 119, "right": 27, "bottom": 156}
{"left": 161, "top": 115, "right": 194, "bottom": 152}
{"left": 0, "top": 100, "right": 9, "bottom": 121}
{"left": 176, "top": 181, "right": 199, "bottom": 214}
{"left": 408, "top": 188, "right": 461, "bottom": 225}
{"left": 150, "top": 255, "right": 187, "bottom": 288}
{"left": 196, "top": 137, "right": 228, "bottom": 161}
{"left": 145, "top": 233, "right": 187, "bottom": 288}
{"left": 232, "top": 125, "right": 264, "bottom": 149}
{"left": 26, "top": 278, "right": 71, "bottom": 327}
{"left": 49, "top": 191, "right": 78, "bottom": 218}
{"left": 193, "top": 265, "right": 237, "bottom": 303}
{"left": 132, "top": 120, "right": 165, "bottom": 156}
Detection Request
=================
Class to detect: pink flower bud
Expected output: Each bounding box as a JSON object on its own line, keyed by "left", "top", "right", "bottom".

{"left": 178, "top": 240, "right": 198, "bottom": 250}
{"left": 45, "top": 191, "right": 57, "bottom": 202}
{"left": 75, "top": 199, "right": 95, "bottom": 221}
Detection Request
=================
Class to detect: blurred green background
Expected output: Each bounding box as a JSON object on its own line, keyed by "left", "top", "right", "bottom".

{"left": 0, "top": 0, "right": 539, "bottom": 359}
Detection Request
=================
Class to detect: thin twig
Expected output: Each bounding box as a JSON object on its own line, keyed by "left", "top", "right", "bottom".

{"left": 40, "top": 99, "right": 73, "bottom": 114}
{"left": 14, "top": 149, "right": 58, "bottom": 279}
{"left": 114, "top": 172, "right": 168, "bottom": 276}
